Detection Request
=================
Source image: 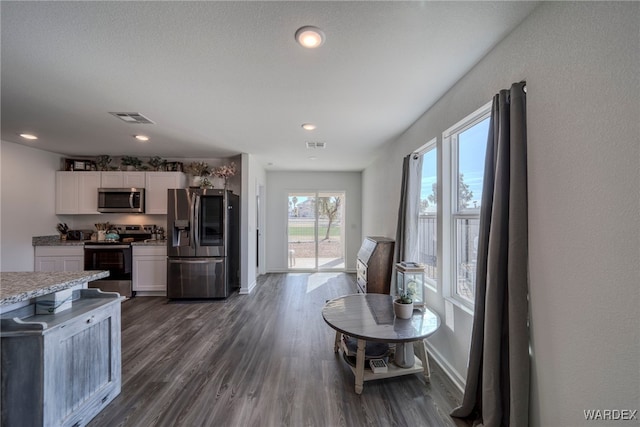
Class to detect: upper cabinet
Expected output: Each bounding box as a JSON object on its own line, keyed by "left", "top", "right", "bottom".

{"left": 101, "top": 171, "right": 146, "bottom": 188}
{"left": 56, "top": 171, "right": 186, "bottom": 215}
{"left": 145, "top": 172, "right": 187, "bottom": 214}
{"left": 56, "top": 171, "right": 101, "bottom": 215}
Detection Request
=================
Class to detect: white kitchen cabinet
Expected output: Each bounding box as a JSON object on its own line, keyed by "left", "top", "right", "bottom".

{"left": 34, "top": 246, "right": 84, "bottom": 272}
{"left": 133, "top": 245, "right": 167, "bottom": 293}
{"left": 101, "top": 171, "right": 146, "bottom": 188}
{"left": 55, "top": 171, "right": 101, "bottom": 214}
{"left": 145, "top": 172, "right": 187, "bottom": 214}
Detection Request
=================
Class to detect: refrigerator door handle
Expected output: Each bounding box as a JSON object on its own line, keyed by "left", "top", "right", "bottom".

{"left": 168, "top": 258, "right": 222, "bottom": 264}
{"left": 194, "top": 194, "right": 201, "bottom": 248}
{"left": 188, "top": 193, "right": 196, "bottom": 250}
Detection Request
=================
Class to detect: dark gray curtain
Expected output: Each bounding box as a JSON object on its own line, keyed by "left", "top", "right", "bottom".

{"left": 395, "top": 154, "right": 423, "bottom": 264}
{"left": 451, "top": 81, "right": 529, "bottom": 426}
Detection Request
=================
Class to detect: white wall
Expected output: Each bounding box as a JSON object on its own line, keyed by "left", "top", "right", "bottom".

{"left": 1, "top": 141, "right": 62, "bottom": 271}
{"left": 362, "top": 2, "right": 639, "bottom": 426}
{"left": 240, "top": 153, "right": 266, "bottom": 293}
{"left": 265, "top": 171, "right": 362, "bottom": 272}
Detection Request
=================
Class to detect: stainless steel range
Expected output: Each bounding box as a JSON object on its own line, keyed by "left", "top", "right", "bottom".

{"left": 85, "top": 224, "right": 156, "bottom": 297}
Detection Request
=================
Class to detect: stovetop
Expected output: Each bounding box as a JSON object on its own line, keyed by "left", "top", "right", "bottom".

{"left": 88, "top": 223, "right": 156, "bottom": 245}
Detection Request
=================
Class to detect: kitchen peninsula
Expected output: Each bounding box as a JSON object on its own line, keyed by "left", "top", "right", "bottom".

{"left": 1, "top": 270, "right": 121, "bottom": 427}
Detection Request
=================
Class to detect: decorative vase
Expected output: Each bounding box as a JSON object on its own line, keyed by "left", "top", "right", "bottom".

{"left": 393, "top": 300, "right": 414, "bottom": 319}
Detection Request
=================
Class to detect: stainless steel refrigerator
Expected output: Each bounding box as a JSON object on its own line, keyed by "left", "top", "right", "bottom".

{"left": 167, "top": 188, "right": 239, "bottom": 298}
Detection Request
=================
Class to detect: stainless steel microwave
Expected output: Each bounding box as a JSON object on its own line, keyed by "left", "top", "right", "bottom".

{"left": 97, "top": 188, "right": 145, "bottom": 213}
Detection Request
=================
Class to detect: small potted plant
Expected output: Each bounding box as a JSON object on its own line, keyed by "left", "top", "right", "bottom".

{"left": 148, "top": 156, "right": 166, "bottom": 171}
{"left": 185, "top": 161, "right": 211, "bottom": 187}
{"left": 120, "top": 156, "right": 142, "bottom": 171}
{"left": 212, "top": 161, "right": 237, "bottom": 190}
{"left": 393, "top": 291, "right": 414, "bottom": 319}
{"left": 95, "top": 155, "right": 112, "bottom": 171}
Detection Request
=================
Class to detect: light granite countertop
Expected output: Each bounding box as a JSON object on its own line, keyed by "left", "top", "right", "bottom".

{"left": 0, "top": 271, "right": 109, "bottom": 305}
{"left": 33, "top": 235, "right": 166, "bottom": 247}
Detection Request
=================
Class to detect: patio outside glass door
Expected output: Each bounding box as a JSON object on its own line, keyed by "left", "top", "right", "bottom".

{"left": 288, "top": 191, "right": 345, "bottom": 270}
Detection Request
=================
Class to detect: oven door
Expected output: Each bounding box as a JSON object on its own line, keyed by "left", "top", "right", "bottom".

{"left": 85, "top": 244, "right": 133, "bottom": 297}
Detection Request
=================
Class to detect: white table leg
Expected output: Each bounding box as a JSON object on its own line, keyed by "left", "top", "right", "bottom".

{"left": 334, "top": 331, "right": 342, "bottom": 353}
{"left": 355, "top": 338, "right": 365, "bottom": 394}
{"left": 414, "top": 339, "right": 431, "bottom": 383}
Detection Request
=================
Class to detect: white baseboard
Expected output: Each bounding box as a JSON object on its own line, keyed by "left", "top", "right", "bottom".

{"left": 135, "top": 291, "right": 166, "bottom": 297}
{"left": 424, "top": 340, "right": 466, "bottom": 393}
{"left": 239, "top": 279, "right": 257, "bottom": 294}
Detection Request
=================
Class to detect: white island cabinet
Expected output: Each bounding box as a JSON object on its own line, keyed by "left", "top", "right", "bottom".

{"left": 34, "top": 246, "right": 84, "bottom": 272}
{"left": 55, "top": 171, "right": 101, "bottom": 214}
{"left": 145, "top": 172, "right": 187, "bottom": 214}
{"left": 133, "top": 245, "right": 167, "bottom": 294}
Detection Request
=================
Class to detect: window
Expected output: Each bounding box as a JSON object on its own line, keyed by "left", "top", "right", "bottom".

{"left": 443, "top": 102, "right": 491, "bottom": 309}
{"left": 417, "top": 139, "right": 438, "bottom": 291}
{"left": 412, "top": 103, "right": 490, "bottom": 309}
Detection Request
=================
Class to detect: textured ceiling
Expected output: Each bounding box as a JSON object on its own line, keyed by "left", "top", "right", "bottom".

{"left": 1, "top": 1, "right": 539, "bottom": 171}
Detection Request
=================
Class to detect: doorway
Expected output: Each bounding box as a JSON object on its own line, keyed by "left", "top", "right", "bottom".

{"left": 287, "top": 191, "right": 345, "bottom": 270}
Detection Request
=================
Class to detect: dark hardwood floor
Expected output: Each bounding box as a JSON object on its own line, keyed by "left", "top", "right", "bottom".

{"left": 89, "top": 273, "right": 469, "bottom": 427}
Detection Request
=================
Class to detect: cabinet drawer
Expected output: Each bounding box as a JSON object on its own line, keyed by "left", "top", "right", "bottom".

{"left": 132, "top": 245, "right": 166, "bottom": 256}
{"left": 35, "top": 246, "right": 84, "bottom": 257}
{"left": 356, "top": 259, "right": 367, "bottom": 281}
{"left": 356, "top": 275, "right": 367, "bottom": 293}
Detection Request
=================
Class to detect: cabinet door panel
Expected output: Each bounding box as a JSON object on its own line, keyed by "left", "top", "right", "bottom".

{"left": 78, "top": 173, "right": 101, "bottom": 214}
{"left": 133, "top": 256, "right": 167, "bottom": 291}
{"left": 123, "top": 172, "right": 146, "bottom": 188}
{"left": 145, "top": 173, "right": 186, "bottom": 214}
{"left": 62, "top": 257, "right": 83, "bottom": 271}
{"left": 101, "top": 172, "right": 123, "bottom": 187}
{"left": 36, "top": 258, "right": 59, "bottom": 272}
{"left": 56, "top": 172, "right": 79, "bottom": 214}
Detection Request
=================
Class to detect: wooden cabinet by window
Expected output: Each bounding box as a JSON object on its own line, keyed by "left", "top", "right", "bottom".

{"left": 133, "top": 245, "right": 167, "bottom": 294}
{"left": 356, "top": 236, "right": 395, "bottom": 294}
{"left": 34, "top": 246, "right": 84, "bottom": 272}
{"left": 1, "top": 289, "right": 121, "bottom": 427}
{"left": 55, "top": 171, "right": 101, "bottom": 214}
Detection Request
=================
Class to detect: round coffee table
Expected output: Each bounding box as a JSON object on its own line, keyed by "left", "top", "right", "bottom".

{"left": 322, "top": 293, "right": 440, "bottom": 394}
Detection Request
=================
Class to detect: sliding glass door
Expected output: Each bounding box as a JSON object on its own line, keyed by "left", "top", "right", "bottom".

{"left": 287, "top": 191, "right": 345, "bottom": 270}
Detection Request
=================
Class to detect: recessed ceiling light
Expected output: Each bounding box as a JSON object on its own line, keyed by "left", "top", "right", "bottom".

{"left": 295, "top": 26, "right": 325, "bottom": 48}
{"left": 134, "top": 135, "right": 149, "bottom": 141}
{"left": 309, "top": 156, "right": 318, "bottom": 161}
{"left": 19, "top": 133, "right": 38, "bottom": 140}
{"left": 301, "top": 123, "right": 317, "bottom": 131}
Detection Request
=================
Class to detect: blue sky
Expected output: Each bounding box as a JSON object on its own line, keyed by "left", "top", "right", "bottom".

{"left": 421, "top": 117, "right": 489, "bottom": 208}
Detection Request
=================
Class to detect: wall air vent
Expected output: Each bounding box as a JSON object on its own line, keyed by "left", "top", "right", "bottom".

{"left": 306, "top": 141, "right": 326, "bottom": 149}
{"left": 109, "top": 112, "right": 155, "bottom": 124}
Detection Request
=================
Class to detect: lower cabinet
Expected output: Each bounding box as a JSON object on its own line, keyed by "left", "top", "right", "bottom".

{"left": 35, "top": 246, "right": 84, "bottom": 272}
{"left": 133, "top": 245, "right": 167, "bottom": 293}
{"left": 1, "top": 289, "right": 121, "bottom": 427}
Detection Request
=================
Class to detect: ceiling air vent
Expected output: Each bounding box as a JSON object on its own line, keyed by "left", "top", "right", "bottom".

{"left": 109, "top": 112, "right": 155, "bottom": 124}
{"left": 306, "top": 141, "right": 326, "bottom": 149}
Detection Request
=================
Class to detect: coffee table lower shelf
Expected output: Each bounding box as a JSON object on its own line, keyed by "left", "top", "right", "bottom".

{"left": 343, "top": 351, "right": 425, "bottom": 381}
{"left": 338, "top": 334, "right": 428, "bottom": 393}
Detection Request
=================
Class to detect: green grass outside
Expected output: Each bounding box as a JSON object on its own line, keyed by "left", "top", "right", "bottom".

{"left": 288, "top": 225, "right": 341, "bottom": 239}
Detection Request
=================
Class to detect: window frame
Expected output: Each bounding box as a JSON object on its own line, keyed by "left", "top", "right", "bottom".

{"left": 415, "top": 138, "right": 438, "bottom": 293}
{"left": 441, "top": 101, "right": 492, "bottom": 312}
